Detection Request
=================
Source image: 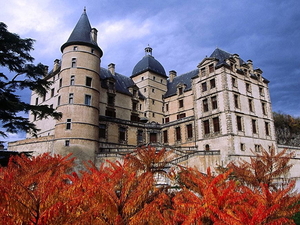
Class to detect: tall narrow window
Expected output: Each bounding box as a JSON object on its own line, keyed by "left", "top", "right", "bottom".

{"left": 234, "top": 94, "right": 239, "bottom": 108}
{"left": 99, "top": 124, "right": 106, "bottom": 138}
{"left": 85, "top": 94, "right": 91, "bottom": 105}
{"left": 86, "top": 77, "right": 92, "bottom": 87}
{"left": 137, "top": 130, "right": 143, "bottom": 143}
{"left": 262, "top": 102, "right": 267, "bottom": 115}
{"left": 163, "top": 130, "right": 168, "bottom": 143}
{"left": 259, "top": 87, "right": 264, "bottom": 96}
{"left": 209, "top": 64, "right": 214, "bottom": 73}
{"left": 249, "top": 99, "right": 253, "bottom": 112}
{"left": 213, "top": 117, "right": 220, "bottom": 132}
{"left": 43, "top": 94, "right": 46, "bottom": 102}
{"left": 178, "top": 87, "right": 183, "bottom": 95}
{"left": 203, "top": 120, "right": 210, "bottom": 134}
{"left": 265, "top": 122, "right": 270, "bottom": 136}
{"left": 35, "top": 97, "right": 38, "bottom": 105}
{"left": 69, "top": 93, "right": 74, "bottom": 104}
{"left": 179, "top": 99, "right": 184, "bottom": 108}
{"left": 203, "top": 99, "right": 209, "bottom": 112}
{"left": 71, "top": 58, "right": 76, "bottom": 67}
{"left": 187, "top": 124, "right": 193, "bottom": 138}
{"left": 119, "top": 127, "right": 126, "bottom": 142}
{"left": 237, "top": 116, "right": 242, "bottom": 131}
{"left": 73, "top": 46, "right": 78, "bottom": 51}
{"left": 176, "top": 127, "right": 181, "bottom": 141}
{"left": 202, "top": 82, "right": 207, "bottom": 92}
{"left": 201, "top": 68, "right": 206, "bottom": 76}
{"left": 57, "top": 96, "right": 61, "bottom": 106}
{"left": 65, "top": 140, "right": 70, "bottom": 146}
{"left": 70, "top": 75, "right": 75, "bottom": 85}
{"left": 255, "top": 144, "right": 261, "bottom": 152}
{"left": 246, "top": 83, "right": 251, "bottom": 92}
{"left": 51, "top": 88, "right": 55, "bottom": 97}
{"left": 59, "top": 78, "right": 62, "bottom": 88}
{"left": 211, "top": 96, "right": 218, "bottom": 110}
{"left": 66, "top": 119, "right": 71, "bottom": 130}
{"left": 210, "top": 78, "right": 216, "bottom": 89}
{"left": 232, "top": 77, "right": 237, "bottom": 87}
{"left": 107, "top": 94, "right": 115, "bottom": 106}
{"left": 166, "top": 103, "right": 169, "bottom": 111}
{"left": 252, "top": 119, "right": 257, "bottom": 133}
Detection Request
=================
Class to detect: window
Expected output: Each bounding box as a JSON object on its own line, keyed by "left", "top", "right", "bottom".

{"left": 187, "top": 124, "right": 193, "bottom": 138}
{"left": 249, "top": 99, "right": 253, "bottom": 112}
{"left": 99, "top": 124, "right": 106, "bottom": 138}
{"left": 35, "top": 97, "right": 38, "bottom": 105}
{"left": 209, "top": 64, "right": 214, "bottom": 73}
{"left": 177, "top": 113, "right": 186, "bottom": 119}
{"left": 65, "top": 140, "right": 70, "bottom": 146}
{"left": 51, "top": 88, "right": 55, "bottom": 97}
{"left": 259, "top": 87, "right": 264, "bottom": 96}
{"left": 119, "top": 127, "right": 126, "bottom": 142}
{"left": 203, "top": 120, "right": 210, "bottom": 134}
{"left": 91, "top": 49, "right": 94, "bottom": 54}
{"left": 165, "top": 104, "right": 169, "bottom": 111}
{"left": 179, "top": 99, "right": 184, "bottom": 108}
{"left": 152, "top": 88, "right": 155, "bottom": 93}
{"left": 152, "top": 99, "right": 155, "bottom": 105}
{"left": 70, "top": 75, "right": 75, "bottom": 85}
{"left": 144, "top": 88, "right": 146, "bottom": 92}
{"left": 163, "top": 130, "right": 168, "bottom": 143}
{"left": 43, "top": 94, "right": 46, "bottom": 102}
{"left": 165, "top": 117, "right": 170, "bottom": 123}
{"left": 73, "top": 46, "right": 78, "bottom": 51}
{"left": 85, "top": 94, "right": 91, "bottom": 105}
{"left": 107, "top": 95, "right": 115, "bottom": 106}
{"left": 178, "top": 87, "right": 183, "bottom": 95}
{"left": 203, "top": 99, "right": 209, "bottom": 112}
{"left": 234, "top": 94, "right": 239, "bottom": 108}
{"left": 201, "top": 67, "right": 206, "bottom": 76}
{"left": 176, "top": 127, "right": 181, "bottom": 141}
{"left": 265, "top": 122, "right": 270, "bottom": 136}
{"left": 150, "top": 133, "right": 157, "bottom": 143}
{"left": 66, "top": 119, "right": 71, "bottom": 130}
{"left": 202, "top": 82, "right": 207, "bottom": 92}
{"left": 255, "top": 144, "right": 261, "bottom": 152}
{"left": 252, "top": 119, "right": 257, "bottom": 134}
{"left": 211, "top": 96, "right": 218, "bottom": 110}
{"left": 71, "top": 58, "right": 76, "bottom": 67}
{"left": 50, "top": 104, "right": 53, "bottom": 108}
{"left": 59, "top": 78, "right": 62, "bottom": 88}
{"left": 86, "top": 77, "right": 92, "bottom": 87}
{"left": 213, "top": 117, "right": 220, "bottom": 132}
{"left": 246, "top": 83, "right": 251, "bottom": 92}
{"left": 153, "top": 76, "right": 156, "bottom": 81}
{"left": 237, "top": 116, "right": 242, "bottom": 131}
{"left": 262, "top": 102, "right": 267, "bottom": 115}
{"left": 105, "top": 108, "right": 116, "bottom": 117}
{"left": 232, "top": 77, "right": 237, "bottom": 87}
{"left": 152, "top": 112, "right": 155, "bottom": 117}
{"left": 138, "top": 130, "right": 143, "bottom": 143}
{"left": 141, "top": 77, "right": 144, "bottom": 80}
{"left": 57, "top": 96, "right": 61, "bottom": 106}
{"left": 210, "top": 78, "right": 216, "bottom": 89}
{"left": 69, "top": 93, "right": 74, "bottom": 104}
{"left": 240, "top": 143, "right": 245, "bottom": 151}
{"left": 132, "top": 102, "right": 138, "bottom": 111}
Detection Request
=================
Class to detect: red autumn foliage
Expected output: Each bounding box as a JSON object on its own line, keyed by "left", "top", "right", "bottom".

{"left": 0, "top": 146, "right": 299, "bottom": 224}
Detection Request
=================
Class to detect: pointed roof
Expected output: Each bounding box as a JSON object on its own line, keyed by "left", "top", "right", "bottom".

{"left": 210, "top": 48, "right": 246, "bottom": 67}
{"left": 61, "top": 9, "right": 103, "bottom": 56}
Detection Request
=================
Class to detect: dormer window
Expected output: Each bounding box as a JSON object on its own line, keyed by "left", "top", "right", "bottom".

{"left": 201, "top": 67, "right": 206, "bottom": 76}
{"left": 209, "top": 64, "right": 214, "bottom": 73}
{"left": 178, "top": 87, "right": 183, "bottom": 95}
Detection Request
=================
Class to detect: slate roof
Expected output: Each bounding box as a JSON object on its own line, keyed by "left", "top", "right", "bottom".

{"left": 164, "top": 69, "right": 199, "bottom": 98}
{"left": 100, "top": 67, "right": 136, "bottom": 96}
{"left": 131, "top": 54, "right": 167, "bottom": 78}
{"left": 61, "top": 9, "right": 103, "bottom": 56}
{"left": 210, "top": 48, "right": 246, "bottom": 68}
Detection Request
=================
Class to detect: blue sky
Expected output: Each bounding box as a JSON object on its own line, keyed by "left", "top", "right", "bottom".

{"left": 1, "top": 0, "right": 300, "bottom": 144}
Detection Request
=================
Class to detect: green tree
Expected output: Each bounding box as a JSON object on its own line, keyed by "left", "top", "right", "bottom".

{"left": 0, "top": 22, "right": 61, "bottom": 138}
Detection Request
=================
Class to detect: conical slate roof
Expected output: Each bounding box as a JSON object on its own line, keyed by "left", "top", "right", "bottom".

{"left": 131, "top": 46, "right": 167, "bottom": 78}
{"left": 61, "top": 9, "right": 102, "bottom": 56}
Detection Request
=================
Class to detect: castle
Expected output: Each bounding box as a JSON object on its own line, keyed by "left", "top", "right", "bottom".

{"left": 9, "top": 10, "right": 278, "bottom": 172}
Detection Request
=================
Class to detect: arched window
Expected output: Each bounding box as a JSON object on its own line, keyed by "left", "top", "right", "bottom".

{"left": 205, "top": 144, "right": 210, "bottom": 151}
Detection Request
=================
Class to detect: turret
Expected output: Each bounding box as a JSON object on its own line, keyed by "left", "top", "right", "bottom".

{"left": 54, "top": 9, "right": 103, "bottom": 162}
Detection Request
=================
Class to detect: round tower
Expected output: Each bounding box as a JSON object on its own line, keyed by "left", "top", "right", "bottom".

{"left": 54, "top": 9, "right": 103, "bottom": 162}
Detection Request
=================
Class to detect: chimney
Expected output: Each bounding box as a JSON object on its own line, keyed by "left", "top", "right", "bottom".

{"left": 247, "top": 60, "right": 253, "bottom": 73}
{"left": 169, "top": 70, "right": 177, "bottom": 82}
{"left": 53, "top": 59, "right": 60, "bottom": 71}
{"left": 108, "top": 63, "right": 115, "bottom": 75}
{"left": 44, "top": 65, "right": 49, "bottom": 76}
{"left": 91, "top": 28, "right": 98, "bottom": 43}
{"left": 233, "top": 54, "right": 240, "bottom": 69}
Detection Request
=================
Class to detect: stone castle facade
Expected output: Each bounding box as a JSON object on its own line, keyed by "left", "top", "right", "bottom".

{"left": 9, "top": 10, "right": 277, "bottom": 172}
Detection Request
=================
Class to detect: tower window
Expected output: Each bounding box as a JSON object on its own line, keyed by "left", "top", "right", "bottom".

{"left": 213, "top": 117, "right": 220, "bottom": 132}
{"left": 57, "top": 96, "right": 61, "bottom": 106}
{"left": 203, "top": 99, "right": 209, "bottom": 112}
{"left": 66, "top": 119, "right": 71, "bottom": 130}
{"left": 99, "top": 124, "right": 106, "bottom": 139}
{"left": 252, "top": 119, "right": 257, "bottom": 133}
{"left": 65, "top": 140, "right": 70, "bottom": 146}
{"left": 211, "top": 96, "right": 218, "bottom": 110}
{"left": 85, "top": 94, "right": 91, "bottom": 105}
{"left": 70, "top": 75, "right": 75, "bottom": 85}
{"left": 265, "top": 122, "right": 270, "bottom": 136}
{"left": 69, "top": 93, "right": 74, "bottom": 104}
{"left": 91, "top": 49, "right": 94, "bottom": 54}
{"left": 86, "top": 77, "right": 92, "bottom": 87}
{"left": 210, "top": 78, "right": 216, "bottom": 89}
{"left": 234, "top": 94, "right": 239, "bottom": 108}
{"left": 237, "top": 116, "right": 243, "bottom": 131}
{"left": 202, "top": 82, "right": 207, "bottom": 92}
{"left": 203, "top": 120, "right": 210, "bottom": 134}
{"left": 59, "top": 78, "right": 62, "bottom": 88}
{"left": 73, "top": 46, "right": 78, "bottom": 51}
{"left": 71, "top": 58, "right": 76, "bottom": 68}
{"left": 249, "top": 99, "right": 254, "bottom": 112}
